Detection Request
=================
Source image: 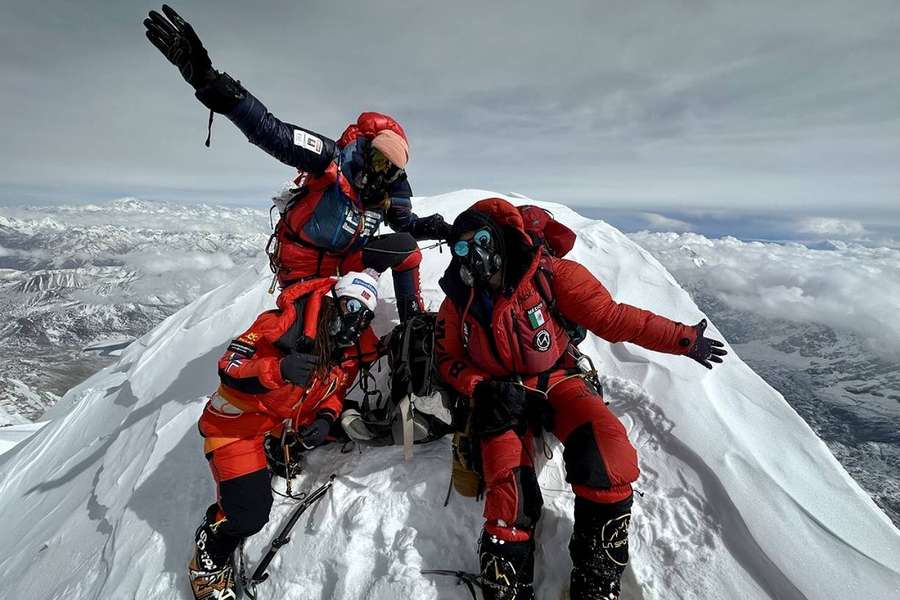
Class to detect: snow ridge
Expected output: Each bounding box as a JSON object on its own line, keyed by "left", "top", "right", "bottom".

{"left": 0, "top": 190, "right": 898, "bottom": 600}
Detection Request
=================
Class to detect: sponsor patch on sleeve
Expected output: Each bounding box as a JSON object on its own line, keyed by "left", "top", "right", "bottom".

{"left": 223, "top": 352, "right": 245, "bottom": 374}
{"left": 227, "top": 340, "right": 257, "bottom": 357}
{"left": 293, "top": 129, "right": 324, "bottom": 154}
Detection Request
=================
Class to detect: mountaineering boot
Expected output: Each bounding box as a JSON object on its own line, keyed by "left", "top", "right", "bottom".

{"left": 569, "top": 495, "right": 633, "bottom": 600}
{"left": 478, "top": 530, "right": 535, "bottom": 600}
{"left": 188, "top": 504, "right": 240, "bottom": 600}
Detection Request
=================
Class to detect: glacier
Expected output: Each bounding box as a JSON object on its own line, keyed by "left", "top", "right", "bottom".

{"left": 0, "top": 190, "right": 897, "bottom": 599}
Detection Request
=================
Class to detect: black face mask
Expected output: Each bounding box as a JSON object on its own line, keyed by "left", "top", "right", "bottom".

{"left": 328, "top": 294, "right": 374, "bottom": 347}
{"left": 459, "top": 245, "right": 502, "bottom": 287}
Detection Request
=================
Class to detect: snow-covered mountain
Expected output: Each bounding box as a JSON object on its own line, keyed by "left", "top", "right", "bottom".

{"left": 0, "top": 191, "right": 897, "bottom": 599}
{"left": 0, "top": 197, "right": 270, "bottom": 424}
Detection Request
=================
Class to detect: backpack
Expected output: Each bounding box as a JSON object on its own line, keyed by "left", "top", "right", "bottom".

{"left": 517, "top": 205, "right": 588, "bottom": 346}
{"left": 341, "top": 313, "right": 458, "bottom": 458}
{"left": 518, "top": 204, "right": 576, "bottom": 257}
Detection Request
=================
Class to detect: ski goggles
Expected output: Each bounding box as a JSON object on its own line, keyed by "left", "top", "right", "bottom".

{"left": 368, "top": 148, "right": 405, "bottom": 184}
{"left": 331, "top": 296, "right": 375, "bottom": 346}
{"left": 452, "top": 228, "right": 493, "bottom": 258}
{"left": 339, "top": 296, "right": 373, "bottom": 320}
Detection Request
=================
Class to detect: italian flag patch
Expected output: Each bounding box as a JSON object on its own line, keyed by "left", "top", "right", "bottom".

{"left": 526, "top": 303, "right": 545, "bottom": 329}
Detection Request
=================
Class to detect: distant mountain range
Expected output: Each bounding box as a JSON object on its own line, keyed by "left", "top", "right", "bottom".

{"left": 0, "top": 197, "right": 270, "bottom": 424}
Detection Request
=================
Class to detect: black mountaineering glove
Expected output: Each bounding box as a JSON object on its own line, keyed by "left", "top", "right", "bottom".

{"left": 144, "top": 5, "right": 245, "bottom": 114}
{"left": 144, "top": 5, "right": 214, "bottom": 89}
{"left": 687, "top": 319, "right": 728, "bottom": 369}
{"left": 193, "top": 72, "right": 246, "bottom": 114}
{"left": 280, "top": 352, "right": 318, "bottom": 387}
{"left": 471, "top": 380, "right": 547, "bottom": 436}
{"left": 409, "top": 214, "right": 452, "bottom": 241}
{"left": 299, "top": 414, "right": 334, "bottom": 450}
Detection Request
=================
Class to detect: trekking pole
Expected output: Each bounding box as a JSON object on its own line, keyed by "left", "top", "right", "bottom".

{"left": 242, "top": 474, "right": 336, "bottom": 599}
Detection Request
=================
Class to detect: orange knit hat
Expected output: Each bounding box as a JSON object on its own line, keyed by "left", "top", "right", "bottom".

{"left": 371, "top": 130, "right": 409, "bottom": 169}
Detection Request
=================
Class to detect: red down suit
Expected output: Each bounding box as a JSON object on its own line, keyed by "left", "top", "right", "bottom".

{"left": 200, "top": 276, "right": 378, "bottom": 485}
{"left": 270, "top": 113, "right": 421, "bottom": 284}
{"left": 435, "top": 198, "right": 697, "bottom": 542}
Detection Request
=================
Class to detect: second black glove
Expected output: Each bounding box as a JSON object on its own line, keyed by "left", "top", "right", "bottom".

{"left": 409, "top": 214, "right": 451, "bottom": 241}
{"left": 687, "top": 319, "right": 728, "bottom": 369}
{"left": 299, "top": 414, "right": 335, "bottom": 450}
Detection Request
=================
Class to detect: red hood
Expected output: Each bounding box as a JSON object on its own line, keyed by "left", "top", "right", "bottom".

{"left": 466, "top": 198, "right": 532, "bottom": 245}
{"left": 276, "top": 276, "right": 335, "bottom": 310}
{"left": 337, "top": 112, "right": 407, "bottom": 148}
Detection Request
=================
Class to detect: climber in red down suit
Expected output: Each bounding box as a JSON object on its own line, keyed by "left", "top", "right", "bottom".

{"left": 434, "top": 199, "right": 727, "bottom": 600}
{"left": 144, "top": 5, "right": 451, "bottom": 320}
{"left": 188, "top": 271, "right": 382, "bottom": 600}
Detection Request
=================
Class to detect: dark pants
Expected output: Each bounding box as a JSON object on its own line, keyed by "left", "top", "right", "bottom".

{"left": 347, "top": 232, "right": 423, "bottom": 318}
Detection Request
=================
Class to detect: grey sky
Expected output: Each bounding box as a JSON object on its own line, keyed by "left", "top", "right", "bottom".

{"left": 1, "top": 0, "right": 898, "bottom": 218}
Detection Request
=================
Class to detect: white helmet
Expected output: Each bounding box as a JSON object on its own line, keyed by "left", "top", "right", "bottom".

{"left": 333, "top": 270, "right": 379, "bottom": 312}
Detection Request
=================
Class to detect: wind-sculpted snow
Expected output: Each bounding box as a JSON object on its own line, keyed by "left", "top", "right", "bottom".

{"left": 0, "top": 191, "right": 898, "bottom": 599}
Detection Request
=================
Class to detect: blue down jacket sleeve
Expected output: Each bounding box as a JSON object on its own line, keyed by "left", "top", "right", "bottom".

{"left": 224, "top": 90, "right": 338, "bottom": 176}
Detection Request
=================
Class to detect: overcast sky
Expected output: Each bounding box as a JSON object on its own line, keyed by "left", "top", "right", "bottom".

{"left": 1, "top": 1, "right": 898, "bottom": 228}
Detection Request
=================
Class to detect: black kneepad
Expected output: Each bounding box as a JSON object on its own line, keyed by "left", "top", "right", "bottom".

{"left": 563, "top": 422, "right": 612, "bottom": 489}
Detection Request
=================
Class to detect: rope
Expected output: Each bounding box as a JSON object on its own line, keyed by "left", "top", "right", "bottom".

{"left": 361, "top": 240, "right": 445, "bottom": 256}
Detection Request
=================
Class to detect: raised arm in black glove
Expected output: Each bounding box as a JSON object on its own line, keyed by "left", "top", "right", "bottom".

{"left": 687, "top": 319, "right": 728, "bottom": 369}
{"left": 280, "top": 352, "right": 319, "bottom": 387}
{"left": 299, "top": 414, "right": 335, "bottom": 450}
{"left": 144, "top": 4, "right": 244, "bottom": 113}
{"left": 471, "top": 380, "right": 548, "bottom": 436}
{"left": 144, "top": 4, "right": 212, "bottom": 88}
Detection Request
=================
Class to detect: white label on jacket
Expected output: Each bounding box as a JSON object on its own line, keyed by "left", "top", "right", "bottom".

{"left": 293, "top": 130, "right": 324, "bottom": 154}
{"left": 342, "top": 205, "right": 360, "bottom": 234}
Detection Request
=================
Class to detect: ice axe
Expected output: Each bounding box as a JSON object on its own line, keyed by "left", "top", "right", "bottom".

{"left": 240, "top": 475, "right": 336, "bottom": 599}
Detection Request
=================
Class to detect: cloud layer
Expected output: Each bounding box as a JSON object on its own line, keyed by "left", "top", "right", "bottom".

{"left": 2, "top": 1, "right": 899, "bottom": 213}
{"left": 630, "top": 231, "right": 900, "bottom": 355}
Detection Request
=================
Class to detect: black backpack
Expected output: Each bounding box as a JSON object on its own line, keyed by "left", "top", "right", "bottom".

{"left": 342, "top": 313, "right": 458, "bottom": 457}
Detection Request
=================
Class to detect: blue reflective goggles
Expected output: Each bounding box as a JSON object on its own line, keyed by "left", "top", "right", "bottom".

{"left": 340, "top": 297, "right": 367, "bottom": 314}
{"left": 452, "top": 228, "right": 493, "bottom": 258}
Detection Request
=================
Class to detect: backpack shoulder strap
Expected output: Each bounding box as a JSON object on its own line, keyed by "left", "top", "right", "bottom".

{"left": 532, "top": 255, "right": 587, "bottom": 346}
